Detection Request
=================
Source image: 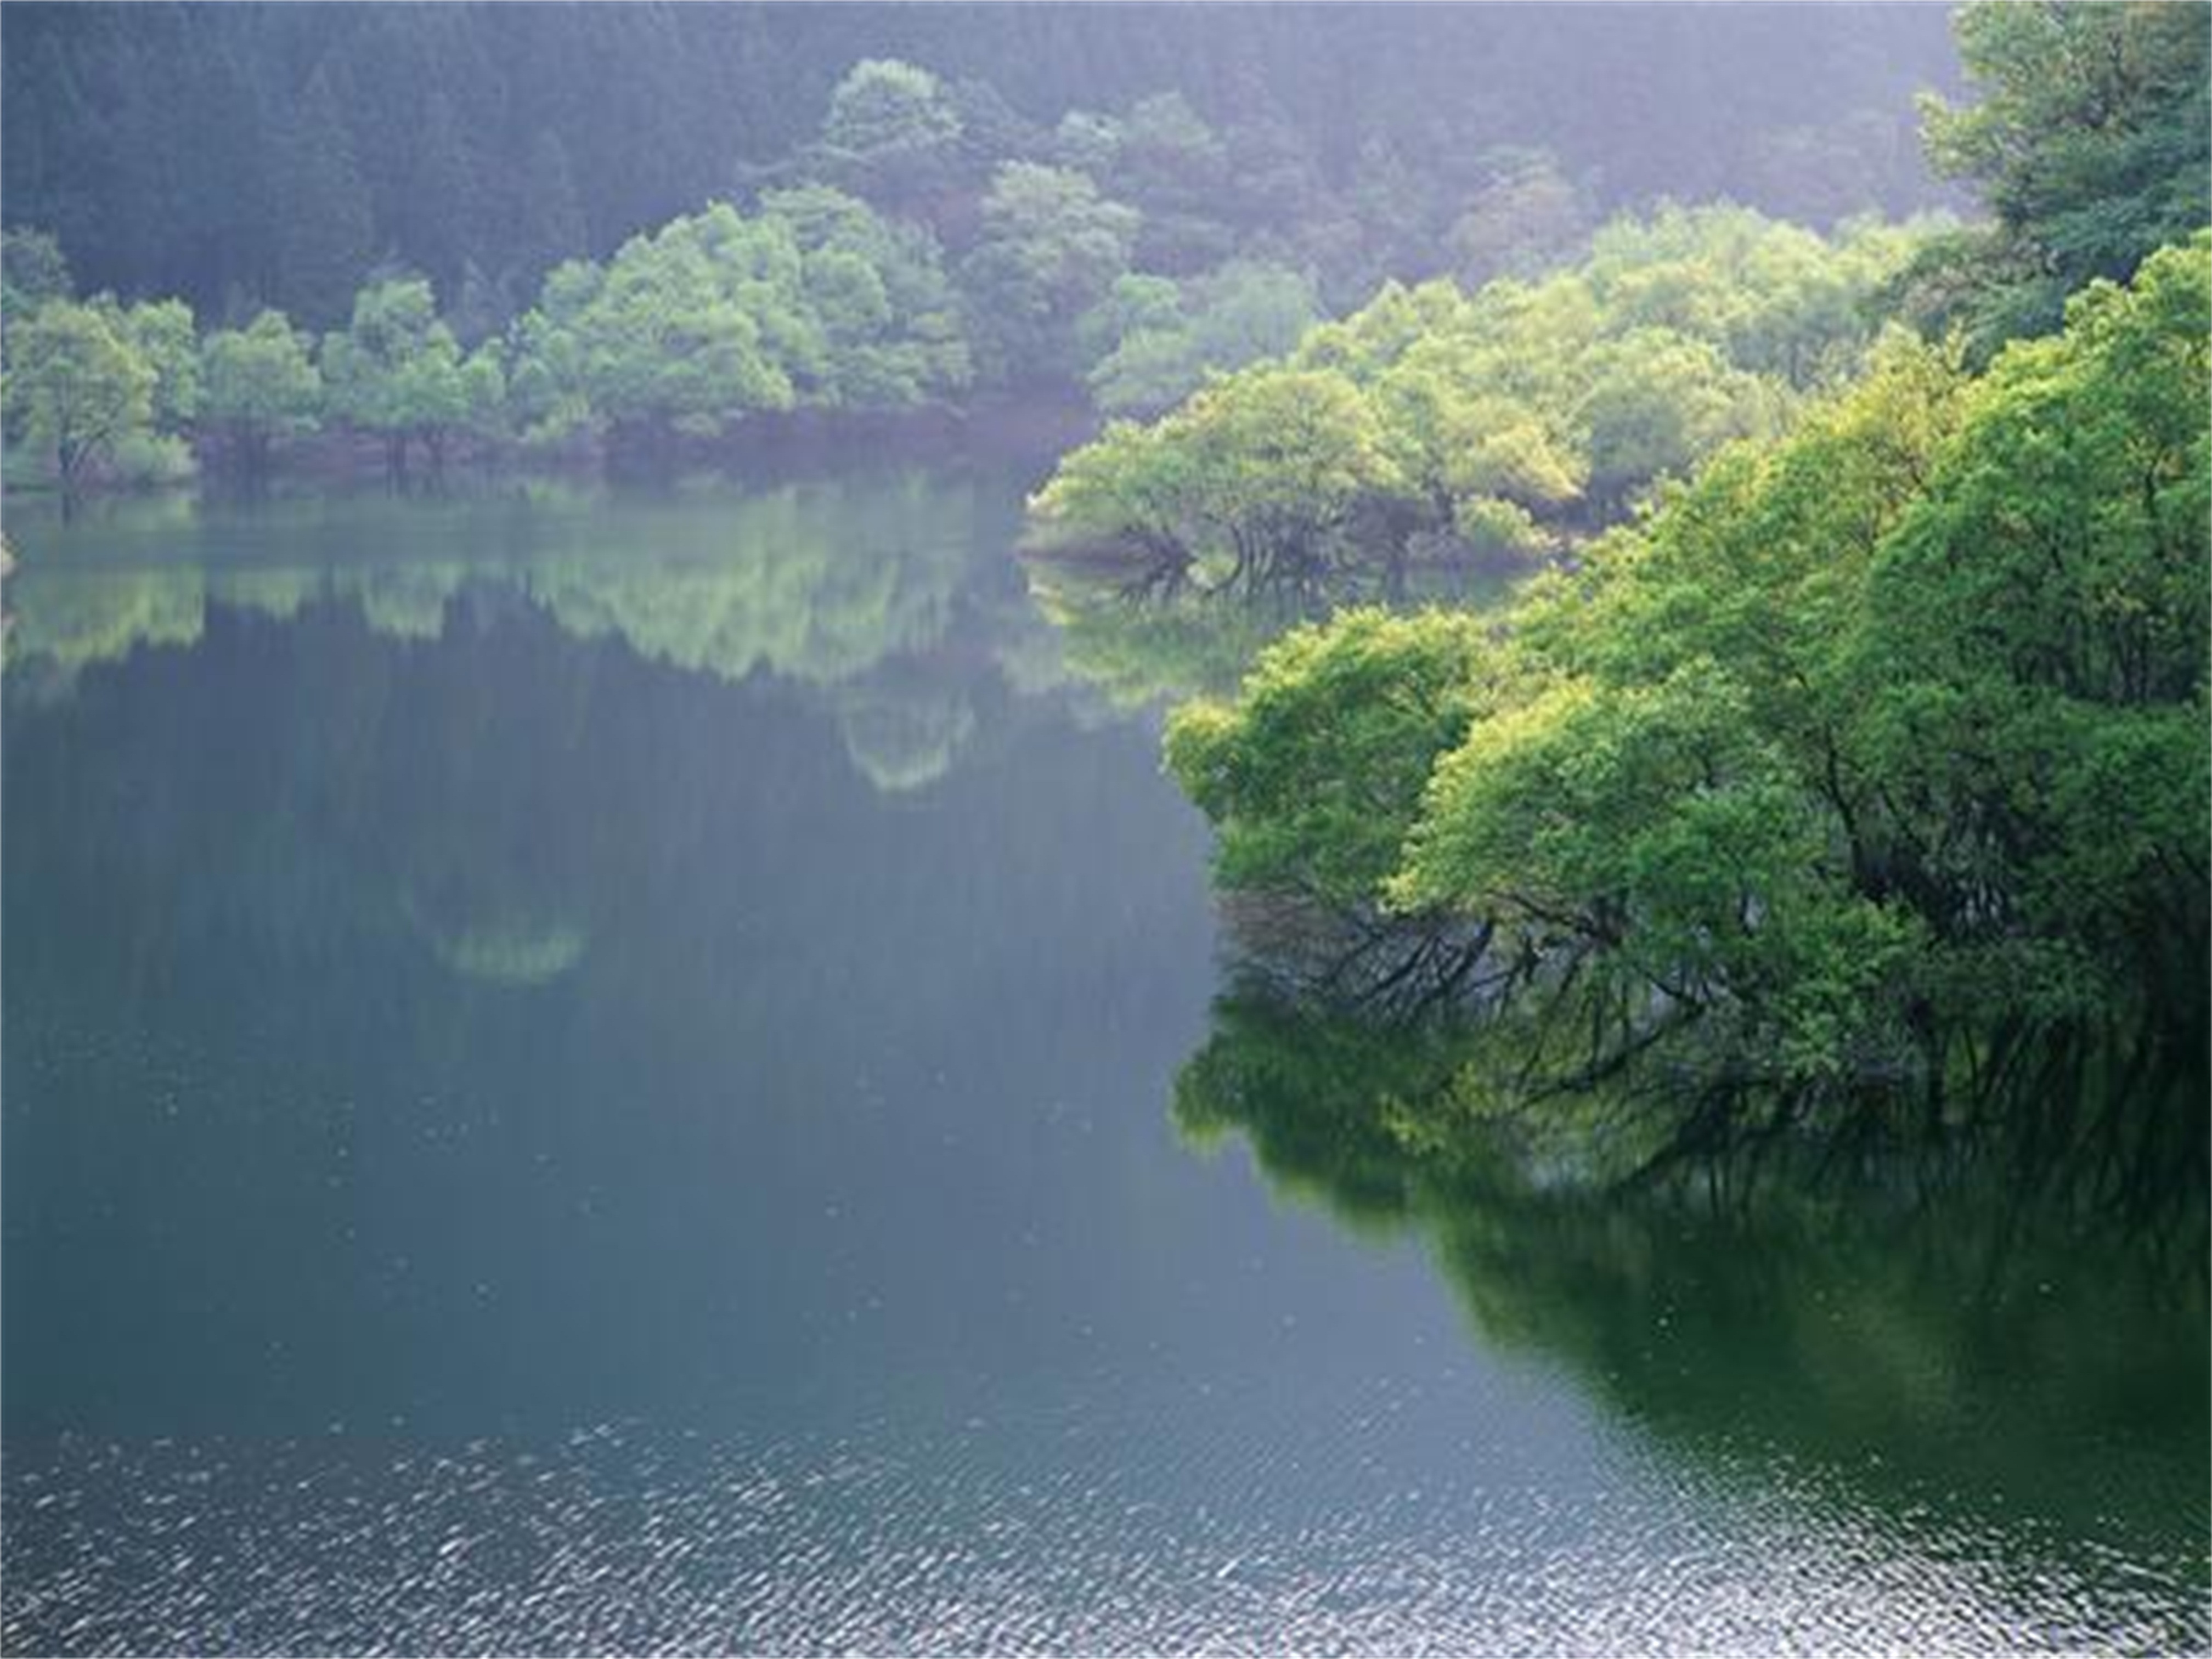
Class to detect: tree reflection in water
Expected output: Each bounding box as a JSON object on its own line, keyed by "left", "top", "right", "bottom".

{"left": 1173, "top": 984, "right": 2209, "bottom": 1599}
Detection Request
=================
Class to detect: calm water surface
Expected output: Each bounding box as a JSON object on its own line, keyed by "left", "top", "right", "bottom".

{"left": 4, "top": 456, "right": 2205, "bottom": 1654}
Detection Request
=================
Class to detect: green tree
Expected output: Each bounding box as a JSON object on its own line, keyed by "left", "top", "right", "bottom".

{"left": 4, "top": 299, "right": 155, "bottom": 494}
{"left": 1031, "top": 364, "right": 1408, "bottom": 594}
{"left": 760, "top": 185, "right": 971, "bottom": 407}
{"left": 114, "top": 297, "right": 199, "bottom": 433}
{"left": 554, "top": 206, "right": 802, "bottom": 452}
{"left": 1043, "top": 205, "right": 1915, "bottom": 575}
{"left": 321, "top": 276, "right": 475, "bottom": 476}
{"left": 504, "top": 258, "right": 601, "bottom": 448}
{"left": 818, "top": 58, "right": 964, "bottom": 214}
{"left": 1083, "top": 261, "right": 1319, "bottom": 416}
{"left": 961, "top": 162, "right": 1140, "bottom": 386}
{"left": 1842, "top": 239, "right": 2211, "bottom": 1038}
{"left": 1895, "top": 1, "right": 2211, "bottom": 353}
{"left": 199, "top": 309, "right": 324, "bottom": 476}
{"left": 0, "top": 228, "right": 72, "bottom": 320}
{"left": 1157, "top": 240, "right": 2209, "bottom": 1105}
{"left": 1167, "top": 608, "right": 1494, "bottom": 909}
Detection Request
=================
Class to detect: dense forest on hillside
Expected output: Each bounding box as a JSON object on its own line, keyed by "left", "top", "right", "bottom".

{"left": 0, "top": 2, "right": 1969, "bottom": 495}
{"left": 5, "top": 4, "right": 1958, "bottom": 319}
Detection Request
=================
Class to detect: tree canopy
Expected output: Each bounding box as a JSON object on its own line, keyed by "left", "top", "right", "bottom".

{"left": 1031, "top": 206, "right": 1924, "bottom": 592}
{"left": 1892, "top": 1, "right": 2211, "bottom": 356}
{"left": 1165, "top": 238, "right": 2210, "bottom": 1105}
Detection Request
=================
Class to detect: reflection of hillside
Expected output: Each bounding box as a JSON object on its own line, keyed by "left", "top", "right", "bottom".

{"left": 3, "top": 472, "right": 1000, "bottom": 787}
{"left": 1025, "top": 555, "right": 1518, "bottom": 710}
{"left": 523, "top": 476, "right": 977, "bottom": 688}
{"left": 4, "top": 568, "right": 207, "bottom": 697}
{"left": 1176, "top": 993, "right": 2210, "bottom": 1598}
{"left": 409, "top": 899, "right": 589, "bottom": 987}
{"left": 1024, "top": 561, "right": 1295, "bottom": 709}
{"left": 834, "top": 670, "right": 978, "bottom": 794}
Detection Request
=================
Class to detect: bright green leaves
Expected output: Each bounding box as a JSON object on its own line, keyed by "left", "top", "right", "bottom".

{"left": 200, "top": 311, "right": 323, "bottom": 465}
{"left": 1395, "top": 662, "right": 1916, "bottom": 1080}
{"left": 1035, "top": 204, "right": 1923, "bottom": 582}
{"left": 320, "top": 276, "right": 483, "bottom": 464}
{"left": 1029, "top": 364, "right": 1407, "bottom": 591}
{"left": 1842, "top": 240, "right": 2212, "bottom": 1006}
{"left": 1164, "top": 237, "right": 2209, "bottom": 1103}
{"left": 114, "top": 298, "right": 200, "bottom": 433}
{"left": 761, "top": 185, "right": 972, "bottom": 408}
{"left": 1166, "top": 608, "right": 1492, "bottom": 908}
{"left": 504, "top": 190, "right": 970, "bottom": 448}
{"left": 4, "top": 299, "right": 156, "bottom": 489}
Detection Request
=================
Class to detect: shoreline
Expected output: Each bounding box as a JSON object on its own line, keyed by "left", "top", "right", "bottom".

{"left": 1, "top": 394, "right": 1103, "bottom": 509}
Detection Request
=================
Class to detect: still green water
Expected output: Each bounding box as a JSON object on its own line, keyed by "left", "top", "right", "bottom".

{"left": 3, "top": 458, "right": 2205, "bottom": 1654}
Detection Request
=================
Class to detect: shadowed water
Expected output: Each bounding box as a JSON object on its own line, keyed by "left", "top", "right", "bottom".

{"left": 4, "top": 463, "right": 2205, "bottom": 1654}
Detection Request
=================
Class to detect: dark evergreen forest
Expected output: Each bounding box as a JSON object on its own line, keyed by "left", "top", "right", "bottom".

{"left": 3, "top": 3, "right": 1960, "bottom": 325}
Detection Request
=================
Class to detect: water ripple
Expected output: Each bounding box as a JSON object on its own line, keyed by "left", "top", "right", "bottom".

{"left": 7, "top": 1401, "right": 2203, "bottom": 1656}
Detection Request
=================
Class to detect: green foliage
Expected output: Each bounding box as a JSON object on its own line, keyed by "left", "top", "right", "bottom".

{"left": 1081, "top": 260, "right": 1320, "bottom": 416}
{"left": 1032, "top": 364, "right": 1409, "bottom": 592}
{"left": 819, "top": 58, "right": 964, "bottom": 211}
{"left": 4, "top": 298, "right": 155, "bottom": 490}
{"left": 1395, "top": 663, "right": 1918, "bottom": 1081}
{"left": 506, "top": 193, "right": 969, "bottom": 448}
{"left": 0, "top": 227, "right": 71, "bottom": 320}
{"left": 112, "top": 297, "right": 199, "bottom": 433}
{"left": 1841, "top": 239, "right": 2212, "bottom": 1025}
{"left": 200, "top": 311, "right": 324, "bottom": 467}
{"left": 101, "top": 429, "right": 198, "bottom": 488}
{"left": 960, "top": 163, "right": 1139, "bottom": 385}
{"left": 1895, "top": 1, "right": 2211, "bottom": 355}
{"left": 760, "top": 185, "right": 972, "bottom": 405}
{"left": 1167, "top": 610, "right": 1493, "bottom": 908}
{"left": 1039, "top": 206, "right": 1920, "bottom": 582}
{"left": 1165, "top": 239, "right": 2210, "bottom": 1101}
{"left": 578, "top": 208, "right": 802, "bottom": 439}
{"left": 321, "top": 276, "right": 478, "bottom": 468}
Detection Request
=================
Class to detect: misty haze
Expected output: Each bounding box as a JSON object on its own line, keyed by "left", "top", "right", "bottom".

{"left": 2, "top": 5, "right": 2207, "bottom": 1654}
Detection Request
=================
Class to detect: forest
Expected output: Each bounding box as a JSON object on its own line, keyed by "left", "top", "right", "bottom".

{"left": 5, "top": 1, "right": 2205, "bottom": 1140}
{"left": 4, "top": 6, "right": 2210, "bottom": 1652}
{"left": 1028, "top": 1, "right": 2211, "bottom": 1143}
{"left": 2, "top": 3, "right": 1961, "bottom": 490}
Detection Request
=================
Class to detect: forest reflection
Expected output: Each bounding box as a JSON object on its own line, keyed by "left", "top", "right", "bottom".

{"left": 1, "top": 466, "right": 1152, "bottom": 1008}
{"left": 1022, "top": 549, "right": 1517, "bottom": 710}
{"left": 0, "top": 469, "right": 1066, "bottom": 800}
{"left": 10, "top": 473, "right": 966, "bottom": 667}
{"left": 1174, "top": 986, "right": 2209, "bottom": 1613}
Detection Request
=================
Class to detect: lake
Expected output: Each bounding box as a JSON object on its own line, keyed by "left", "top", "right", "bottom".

{"left": 4, "top": 453, "right": 2205, "bottom": 1655}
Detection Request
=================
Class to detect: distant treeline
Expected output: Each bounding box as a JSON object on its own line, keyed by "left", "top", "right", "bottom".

{"left": 0, "top": 8, "right": 1964, "bottom": 495}
{"left": 3, "top": 4, "right": 1959, "bottom": 326}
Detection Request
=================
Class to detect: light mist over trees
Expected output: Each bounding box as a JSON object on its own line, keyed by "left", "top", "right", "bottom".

{"left": 3, "top": 4, "right": 1961, "bottom": 323}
